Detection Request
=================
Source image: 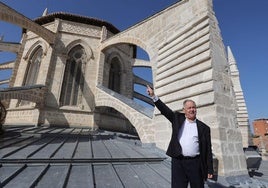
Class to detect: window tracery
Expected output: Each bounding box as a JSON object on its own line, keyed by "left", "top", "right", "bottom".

{"left": 60, "top": 45, "right": 87, "bottom": 107}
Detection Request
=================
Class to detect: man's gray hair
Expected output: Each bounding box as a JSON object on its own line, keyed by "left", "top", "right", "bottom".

{"left": 183, "top": 99, "right": 196, "bottom": 108}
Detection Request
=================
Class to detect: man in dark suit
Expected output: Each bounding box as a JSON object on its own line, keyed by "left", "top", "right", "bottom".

{"left": 147, "top": 85, "right": 213, "bottom": 188}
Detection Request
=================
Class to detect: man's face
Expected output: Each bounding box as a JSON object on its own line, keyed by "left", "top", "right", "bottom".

{"left": 183, "top": 101, "right": 197, "bottom": 121}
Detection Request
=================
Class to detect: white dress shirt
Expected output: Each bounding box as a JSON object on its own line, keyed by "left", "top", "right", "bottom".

{"left": 151, "top": 95, "right": 199, "bottom": 156}
{"left": 178, "top": 118, "right": 200, "bottom": 157}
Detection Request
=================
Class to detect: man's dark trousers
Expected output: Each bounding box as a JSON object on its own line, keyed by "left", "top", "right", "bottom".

{"left": 172, "top": 156, "right": 204, "bottom": 188}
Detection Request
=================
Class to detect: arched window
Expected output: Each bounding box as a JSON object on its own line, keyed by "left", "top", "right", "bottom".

{"left": 24, "top": 46, "right": 42, "bottom": 86}
{"left": 20, "top": 46, "right": 42, "bottom": 106}
{"left": 108, "top": 57, "right": 121, "bottom": 93}
{"left": 60, "top": 45, "right": 86, "bottom": 106}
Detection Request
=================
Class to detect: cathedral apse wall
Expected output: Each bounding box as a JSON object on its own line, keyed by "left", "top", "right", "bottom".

{"left": 5, "top": 14, "right": 135, "bottom": 130}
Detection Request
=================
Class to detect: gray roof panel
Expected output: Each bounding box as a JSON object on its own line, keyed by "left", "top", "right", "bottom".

{"left": 0, "top": 126, "right": 169, "bottom": 188}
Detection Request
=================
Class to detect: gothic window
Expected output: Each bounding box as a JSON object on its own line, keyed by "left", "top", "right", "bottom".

{"left": 108, "top": 57, "right": 121, "bottom": 93}
{"left": 60, "top": 45, "right": 86, "bottom": 106}
{"left": 20, "top": 46, "right": 42, "bottom": 106}
{"left": 24, "top": 46, "right": 42, "bottom": 86}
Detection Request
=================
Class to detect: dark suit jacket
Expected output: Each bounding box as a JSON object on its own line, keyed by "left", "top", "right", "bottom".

{"left": 154, "top": 99, "right": 214, "bottom": 180}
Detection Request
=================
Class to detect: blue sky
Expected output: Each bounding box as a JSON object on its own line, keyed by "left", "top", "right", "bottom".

{"left": 0, "top": 0, "right": 268, "bottom": 124}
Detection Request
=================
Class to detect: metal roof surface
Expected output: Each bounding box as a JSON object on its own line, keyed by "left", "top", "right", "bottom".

{"left": 0, "top": 126, "right": 171, "bottom": 188}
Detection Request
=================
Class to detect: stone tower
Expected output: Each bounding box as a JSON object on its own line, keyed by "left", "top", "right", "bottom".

{"left": 228, "top": 46, "right": 253, "bottom": 147}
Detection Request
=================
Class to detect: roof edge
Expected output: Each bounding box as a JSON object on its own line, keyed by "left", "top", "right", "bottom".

{"left": 33, "top": 12, "right": 120, "bottom": 34}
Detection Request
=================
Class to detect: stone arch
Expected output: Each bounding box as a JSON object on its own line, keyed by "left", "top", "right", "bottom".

{"left": 94, "top": 86, "right": 154, "bottom": 143}
{"left": 22, "top": 46, "right": 43, "bottom": 87}
{"left": 97, "top": 36, "right": 154, "bottom": 88}
{"left": 23, "top": 40, "right": 48, "bottom": 61}
{"left": 100, "top": 36, "right": 154, "bottom": 93}
{"left": 59, "top": 44, "right": 88, "bottom": 107}
{"left": 105, "top": 52, "right": 126, "bottom": 93}
{"left": 97, "top": 37, "right": 155, "bottom": 141}
{"left": 0, "top": 2, "right": 55, "bottom": 44}
{"left": 58, "top": 40, "right": 96, "bottom": 110}
{"left": 100, "top": 36, "right": 154, "bottom": 61}
{"left": 97, "top": 100, "right": 145, "bottom": 128}
{"left": 65, "top": 39, "right": 93, "bottom": 61}
{"left": 18, "top": 46, "right": 43, "bottom": 106}
{"left": 108, "top": 57, "right": 121, "bottom": 93}
{"left": 99, "top": 35, "right": 154, "bottom": 106}
{"left": 105, "top": 52, "right": 126, "bottom": 71}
